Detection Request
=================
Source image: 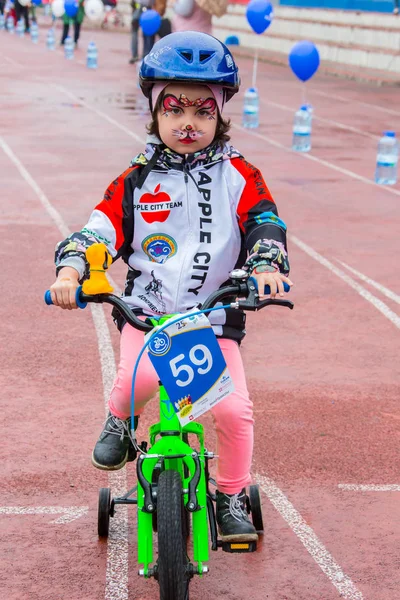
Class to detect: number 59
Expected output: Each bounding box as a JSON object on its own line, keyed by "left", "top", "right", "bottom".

{"left": 169, "top": 344, "right": 213, "bottom": 387}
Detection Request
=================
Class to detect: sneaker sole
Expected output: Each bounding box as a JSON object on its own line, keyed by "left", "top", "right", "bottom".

{"left": 218, "top": 530, "right": 259, "bottom": 542}
{"left": 91, "top": 451, "right": 128, "bottom": 471}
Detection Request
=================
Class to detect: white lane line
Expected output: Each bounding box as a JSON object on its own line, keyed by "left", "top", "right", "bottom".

{"left": 339, "top": 484, "right": 400, "bottom": 491}
{"left": 231, "top": 123, "right": 400, "bottom": 198}
{"left": 0, "top": 136, "right": 70, "bottom": 237}
{"left": 0, "top": 506, "right": 88, "bottom": 524}
{"left": 258, "top": 98, "right": 379, "bottom": 140}
{"left": 311, "top": 88, "right": 400, "bottom": 118}
{"left": 53, "top": 84, "right": 146, "bottom": 145}
{"left": 256, "top": 474, "right": 364, "bottom": 599}
{"left": 3, "top": 55, "right": 23, "bottom": 67}
{"left": 289, "top": 234, "right": 400, "bottom": 329}
{"left": 0, "top": 135, "right": 122, "bottom": 294}
{"left": 0, "top": 137, "right": 128, "bottom": 600}
{"left": 336, "top": 260, "right": 400, "bottom": 305}
{"left": 90, "top": 305, "right": 129, "bottom": 600}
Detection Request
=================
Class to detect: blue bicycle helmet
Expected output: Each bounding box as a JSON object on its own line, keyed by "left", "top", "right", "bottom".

{"left": 139, "top": 31, "right": 240, "bottom": 109}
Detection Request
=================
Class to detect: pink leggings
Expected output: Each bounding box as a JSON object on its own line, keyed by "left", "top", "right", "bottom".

{"left": 109, "top": 324, "right": 254, "bottom": 494}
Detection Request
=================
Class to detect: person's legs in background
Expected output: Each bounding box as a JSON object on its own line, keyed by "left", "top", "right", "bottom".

{"left": 14, "top": 0, "right": 22, "bottom": 23}
{"left": 142, "top": 34, "right": 155, "bottom": 58}
{"left": 61, "top": 21, "right": 70, "bottom": 44}
{"left": 22, "top": 5, "right": 29, "bottom": 31}
{"left": 130, "top": 8, "right": 141, "bottom": 63}
{"left": 74, "top": 19, "right": 81, "bottom": 45}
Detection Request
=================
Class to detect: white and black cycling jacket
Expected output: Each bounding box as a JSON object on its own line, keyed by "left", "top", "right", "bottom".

{"left": 55, "top": 139, "right": 289, "bottom": 342}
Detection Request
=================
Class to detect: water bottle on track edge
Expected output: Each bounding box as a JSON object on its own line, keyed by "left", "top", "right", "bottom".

{"left": 292, "top": 105, "right": 312, "bottom": 153}
{"left": 375, "top": 131, "right": 398, "bottom": 185}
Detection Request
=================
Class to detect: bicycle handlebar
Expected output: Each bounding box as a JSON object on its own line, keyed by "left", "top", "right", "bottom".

{"left": 44, "top": 278, "right": 293, "bottom": 332}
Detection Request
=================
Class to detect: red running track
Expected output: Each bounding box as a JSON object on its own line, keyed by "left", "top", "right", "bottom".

{"left": 1, "top": 18, "right": 399, "bottom": 600}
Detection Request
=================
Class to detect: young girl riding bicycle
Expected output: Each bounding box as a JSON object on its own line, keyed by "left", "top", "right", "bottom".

{"left": 49, "top": 32, "right": 293, "bottom": 542}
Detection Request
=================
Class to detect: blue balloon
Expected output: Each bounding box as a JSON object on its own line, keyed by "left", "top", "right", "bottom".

{"left": 32, "top": 0, "right": 42, "bottom": 5}
{"left": 289, "top": 40, "right": 320, "bottom": 82}
{"left": 64, "top": 0, "right": 78, "bottom": 18}
{"left": 140, "top": 9, "right": 161, "bottom": 36}
{"left": 225, "top": 35, "right": 240, "bottom": 46}
{"left": 246, "top": 0, "right": 273, "bottom": 35}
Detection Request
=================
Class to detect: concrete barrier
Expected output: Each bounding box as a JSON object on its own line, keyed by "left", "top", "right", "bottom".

{"left": 212, "top": 4, "right": 400, "bottom": 75}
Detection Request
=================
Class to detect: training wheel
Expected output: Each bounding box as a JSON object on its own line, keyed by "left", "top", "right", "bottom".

{"left": 249, "top": 484, "right": 264, "bottom": 533}
{"left": 98, "top": 487, "right": 112, "bottom": 538}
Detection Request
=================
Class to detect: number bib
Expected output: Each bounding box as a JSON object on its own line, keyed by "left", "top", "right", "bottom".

{"left": 146, "top": 311, "right": 235, "bottom": 425}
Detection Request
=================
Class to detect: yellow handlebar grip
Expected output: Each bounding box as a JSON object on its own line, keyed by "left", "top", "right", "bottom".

{"left": 82, "top": 243, "right": 114, "bottom": 295}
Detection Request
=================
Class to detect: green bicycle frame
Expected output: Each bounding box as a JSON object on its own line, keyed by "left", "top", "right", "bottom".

{"left": 136, "top": 318, "right": 210, "bottom": 577}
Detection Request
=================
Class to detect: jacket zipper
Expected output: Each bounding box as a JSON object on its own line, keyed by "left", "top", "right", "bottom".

{"left": 174, "top": 164, "right": 191, "bottom": 312}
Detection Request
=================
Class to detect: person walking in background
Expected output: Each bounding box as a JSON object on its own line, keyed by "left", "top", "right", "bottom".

{"left": 172, "top": 0, "right": 227, "bottom": 34}
{"left": 14, "top": 0, "right": 30, "bottom": 32}
{"left": 130, "top": 0, "right": 166, "bottom": 64}
{"left": 0, "top": 0, "right": 6, "bottom": 16}
{"left": 61, "top": 0, "right": 85, "bottom": 46}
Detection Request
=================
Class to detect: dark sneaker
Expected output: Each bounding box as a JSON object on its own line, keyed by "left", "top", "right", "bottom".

{"left": 92, "top": 413, "right": 138, "bottom": 470}
{"left": 129, "top": 56, "right": 138, "bottom": 64}
{"left": 216, "top": 488, "right": 258, "bottom": 542}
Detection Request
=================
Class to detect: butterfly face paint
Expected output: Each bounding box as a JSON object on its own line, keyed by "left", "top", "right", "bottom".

{"left": 157, "top": 84, "right": 219, "bottom": 154}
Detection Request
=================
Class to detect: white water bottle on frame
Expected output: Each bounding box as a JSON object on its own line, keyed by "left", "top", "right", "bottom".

{"left": 375, "top": 131, "right": 398, "bottom": 185}
{"left": 46, "top": 28, "right": 56, "bottom": 50}
{"left": 292, "top": 105, "right": 312, "bottom": 152}
{"left": 242, "top": 87, "right": 259, "bottom": 129}
{"left": 86, "top": 41, "right": 98, "bottom": 69}
{"left": 16, "top": 19, "right": 24, "bottom": 37}
{"left": 64, "top": 35, "right": 74, "bottom": 60}
{"left": 7, "top": 15, "right": 14, "bottom": 33}
{"left": 30, "top": 21, "right": 39, "bottom": 43}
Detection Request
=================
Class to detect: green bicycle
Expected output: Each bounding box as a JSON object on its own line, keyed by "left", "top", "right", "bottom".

{"left": 45, "top": 257, "right": 293, "bottom": 600}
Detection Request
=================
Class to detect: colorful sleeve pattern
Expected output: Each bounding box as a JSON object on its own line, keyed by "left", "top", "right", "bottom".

{"left": 231, "top": 157, "right": 290, "bottom": 275}
{"left": 54, "top": 166, "right": 137, "bottom": 280}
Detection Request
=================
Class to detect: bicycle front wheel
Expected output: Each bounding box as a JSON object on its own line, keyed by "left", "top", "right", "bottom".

{"left": 157, "top": 469, "right": 190, "bottom": 600}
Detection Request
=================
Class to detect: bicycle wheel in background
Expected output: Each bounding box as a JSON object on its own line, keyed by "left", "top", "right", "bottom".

{"left": 157, "top": 469, "right": 190, "bottom": 600}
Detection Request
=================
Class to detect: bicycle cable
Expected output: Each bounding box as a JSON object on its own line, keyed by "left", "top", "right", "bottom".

{"left": 130, "top": 303, "right": 233, "bottom": 453}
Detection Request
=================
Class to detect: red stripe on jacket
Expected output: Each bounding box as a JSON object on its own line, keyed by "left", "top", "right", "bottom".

{"left": 230, "top": 157, "right": 275, "bottom": 233}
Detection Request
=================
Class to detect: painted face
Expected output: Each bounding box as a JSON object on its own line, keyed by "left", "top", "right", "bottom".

{"left": 157, "top": 84, "right": 218, "bottom": 154}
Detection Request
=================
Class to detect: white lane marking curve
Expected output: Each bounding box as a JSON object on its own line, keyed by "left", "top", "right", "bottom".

{"left": 0, "top": 506, "right": 88, "bottom": 524}
{"left": 0, "top": 135, "right": 128, "bottom": 600}
{"left": 256, "top": 474, "right": 364, "bottom": 600}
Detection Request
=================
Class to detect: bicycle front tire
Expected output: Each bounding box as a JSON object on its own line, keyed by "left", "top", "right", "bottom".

{"left": 157, "top": 469, "right": 190, "bottom": 600}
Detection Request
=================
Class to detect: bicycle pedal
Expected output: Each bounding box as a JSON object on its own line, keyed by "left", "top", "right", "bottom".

{"left": 221, "top": 540, "right": 257, "bottom": 553}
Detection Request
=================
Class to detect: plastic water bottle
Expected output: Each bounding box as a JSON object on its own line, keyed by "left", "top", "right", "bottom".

{"left": 292, "top": 105, "right": 312, "bottom": 152}
{"left": 375, "top": 131, "right": 398, "bottom": 185}
{"left": 242, "top": 87, "right": 259, "bottom": 129}
{"left": 86, "top": 41, "right": 98, "bottom": 69}
{"left": 30, "top": 21, "right": 38, "bottom": 44}
{"left": 0, "top": 14, "right": 5, "bottom": 30}
{"left": 16, "top": 18, "right": 24, "bottom": 37}
{"left": 7, "top": 15, "right": 14, "bottom": 33}
{"left": 64, "top": 35, "right": 74, "bottom": 60}
{"left": 46, "top": 28, "right": 56, "bottom": 50}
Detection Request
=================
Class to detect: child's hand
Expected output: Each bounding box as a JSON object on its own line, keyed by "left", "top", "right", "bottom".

{"left": 49, "top": 267, "right": 80, "bottom": 310}
{"left": 251, "top": 267, "right": 294, "bottom": 299}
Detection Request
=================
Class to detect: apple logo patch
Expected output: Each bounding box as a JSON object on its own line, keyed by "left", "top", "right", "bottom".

{"left": 137, "top": 184, "right": 182, "bottom": 223}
